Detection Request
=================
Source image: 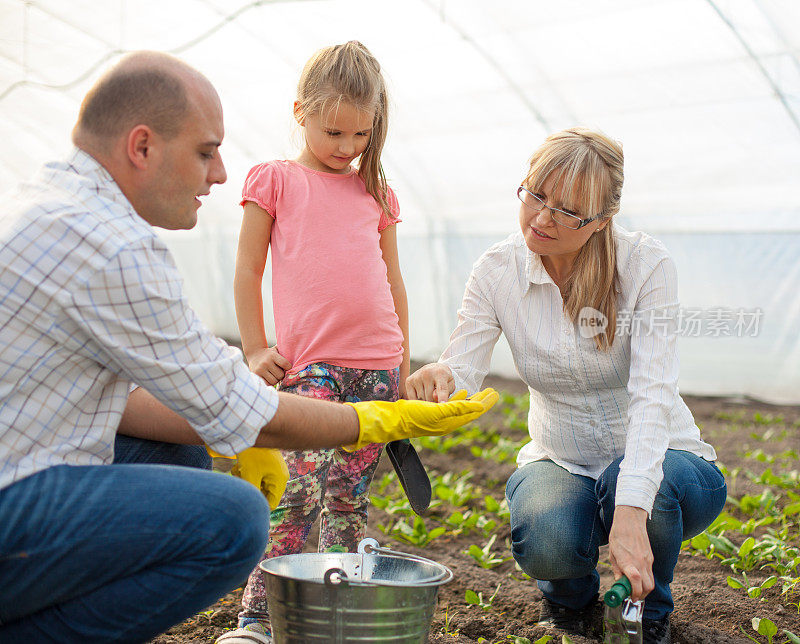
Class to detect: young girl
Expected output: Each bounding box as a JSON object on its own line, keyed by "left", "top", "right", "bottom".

{"left": 219, "top": 41, "right": 409, "bottom": 643}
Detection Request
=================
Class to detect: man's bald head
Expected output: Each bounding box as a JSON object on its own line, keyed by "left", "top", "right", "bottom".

{"left": 72, "top": 51, "right": 213, "bottom": 154}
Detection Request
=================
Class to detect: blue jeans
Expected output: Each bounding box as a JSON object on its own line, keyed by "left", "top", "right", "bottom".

{"left": 0, "top": 435, "right": 269, "bottom": 642}
{"left": 113, "top": 434, "right": 212, "bottom": 469}
{"left": 505, "top": 450, "right": 726, "bottom": 620}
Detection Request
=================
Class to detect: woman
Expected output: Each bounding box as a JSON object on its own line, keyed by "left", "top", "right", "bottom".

{"left": 406, "top": 128, "right": 725, "bottom": 644}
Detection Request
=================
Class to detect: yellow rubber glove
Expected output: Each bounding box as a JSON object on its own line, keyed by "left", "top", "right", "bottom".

{"left": 206, "top": 446, "right": 289, "bottom": 510}
{"left": 343, "top": 387, "right": 499, "bottom": 452}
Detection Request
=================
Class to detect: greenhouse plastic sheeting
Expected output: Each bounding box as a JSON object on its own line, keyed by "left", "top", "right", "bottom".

{"left": 1, "top": 0, "right": 798, "bottom": 403}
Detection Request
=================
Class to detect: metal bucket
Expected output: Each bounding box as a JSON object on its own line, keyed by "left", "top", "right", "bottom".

{"left": 260, "top": 538, "right": 453, "bottom": 643}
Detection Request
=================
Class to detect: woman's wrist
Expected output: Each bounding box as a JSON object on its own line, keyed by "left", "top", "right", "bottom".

{"left": 614, "top": 505, "right": 648, "bottom": 524}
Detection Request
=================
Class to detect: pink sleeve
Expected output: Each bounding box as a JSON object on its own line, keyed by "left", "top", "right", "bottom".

{"left": 240, "top": 163, "right": 279, "bottom": 218}
{"left": 378, "top": 185, "right": 401, "bottom": 231}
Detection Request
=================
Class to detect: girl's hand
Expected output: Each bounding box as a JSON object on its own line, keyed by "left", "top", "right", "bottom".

{"left": 247, "top": 346, "right": 292, "bottom": 386}
{"left": 608, "top": 505, "right": 655, "bottom": 601}
{"left": 406, "top": 363, "right": 455, "bottom": 403}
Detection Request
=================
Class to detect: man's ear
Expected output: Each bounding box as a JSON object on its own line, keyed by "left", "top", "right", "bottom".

{"left": 126, "top": 125, "right": 155, "bottom": 169}
{"left": 293, "top": 101, "right": 305, "bottom": 126}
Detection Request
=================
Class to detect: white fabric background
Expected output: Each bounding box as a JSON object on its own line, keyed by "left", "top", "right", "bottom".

{"left": 1, "top": 0, "right": 798, "bottom": 402}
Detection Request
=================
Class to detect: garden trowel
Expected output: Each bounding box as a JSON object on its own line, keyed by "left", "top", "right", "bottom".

{"left": 385, "top": 439, "right": 432, "bottom": 515}
{"left": 603, "top": 576, "right": 643, "bottom": 644}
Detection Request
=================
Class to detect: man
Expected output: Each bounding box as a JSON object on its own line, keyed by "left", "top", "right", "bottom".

{"left": 0, "top": 51, "right": 496, "bottom": 643}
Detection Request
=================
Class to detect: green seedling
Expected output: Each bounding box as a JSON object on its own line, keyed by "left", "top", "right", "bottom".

{"left": 389, "top": 515, "right": 446, "bottom": 547}
{"left": 684, "top": 529, "right": 737, "bottom": 561}
{"left": 718, "top": 462, "right": 742, "bottom": 488}
{"left": 465, "top": 582, "right": 501, "bottom": 610}
{"left": 727, "top": 573, "right": 778, "bottom": 599}
{"left": 742, "top": 448, "right": 800, "bottom": 465}
{"left": 441, "top": 509, "right": 481, "bottom": 535}
{"left": 480, "top": 493, "right": 509, "bottom": 518}
{"left": 499, "top": 392, "right": 529, "bottom": 433}
{"left": 740, "top": 617, "right": 778, "bottom": 643}
{"left": 479, "top": 515, "right": 499, "bottom": 537}
{"left": 752, "top": 412, "right": 785, "bottom": 426}
{"left": 465, "top": 534, "right": 512, "bottom": 569}
{"left": 727, "top": 489, "right": 782, "bottom": 517}
{"left": 374, "top": 471, "right": 398, "bottom": 494}
{"left": 442, "top": 608, "right": 459, "bottom": 637}
{"left": 416, "top": 426, "right": 482, "bottom": 453}
{"left": 729, "top": 537, "right": 760, "bottom": 572}
{"left": 714, "top": 410, "right": 746, "bottom": 422}
{"left": 518, "top": 636, "right": 573, "bottom": 644}
{"left": 471, "top": 435, "right": 519, "bottom": 464}
{"left": 510, "top": 559, "right": 532, "bottom": 581}
{"left": 745, "top": 468, "right": 800, "bottom": 491}
{"left": 507, "top": 636, "right": 534, "bottom": 644}
{"left": 434, "top": 471, "right": 477, "bottom": 506}
{"left": 738, "top": 516, "right": 778, "bottom": 535}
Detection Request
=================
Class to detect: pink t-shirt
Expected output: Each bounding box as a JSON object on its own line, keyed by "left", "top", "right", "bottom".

{"left": 241, "top": 160, "right": 404, "bottom": 374}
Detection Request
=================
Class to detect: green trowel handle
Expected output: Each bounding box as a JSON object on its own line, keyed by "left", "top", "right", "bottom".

{"left": 604, "top": 576, "right": 632, "bottom": 607}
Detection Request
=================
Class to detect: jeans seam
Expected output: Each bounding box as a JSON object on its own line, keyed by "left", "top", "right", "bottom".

{"left": 585, "top": 500, "right": 601, "bottom": 569}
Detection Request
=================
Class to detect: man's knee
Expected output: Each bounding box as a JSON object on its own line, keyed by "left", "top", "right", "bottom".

{"left": 207, "top": 477, "right": 270, "bottom": 570}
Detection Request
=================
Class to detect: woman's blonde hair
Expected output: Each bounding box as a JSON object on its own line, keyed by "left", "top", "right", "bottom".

{"left": 296, "top": 41, "right": 391, "bottom": 217}
{"left": 523, "top": 127, "right": 624, "bottom": 350}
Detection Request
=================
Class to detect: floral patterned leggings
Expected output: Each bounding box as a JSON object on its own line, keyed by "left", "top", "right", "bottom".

{"left": 240, "top": 362, "right": 400, "bottom": 623}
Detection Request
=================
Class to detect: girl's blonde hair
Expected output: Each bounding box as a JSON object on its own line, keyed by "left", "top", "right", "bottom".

{"left": 296, "top": 41, "right": 391, "bottom": 217}
{"left": 523, "top": 127, "right": 624, "bottom": 350}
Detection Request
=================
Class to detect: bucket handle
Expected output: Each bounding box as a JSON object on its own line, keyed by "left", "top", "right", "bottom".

{"left": 358, "top": 537, "right": 435, "bottom": 566}
{"left": 356, "top": 538, "right": 454, "bottom": 586}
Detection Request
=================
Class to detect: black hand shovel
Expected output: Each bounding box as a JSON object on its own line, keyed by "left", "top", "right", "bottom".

{"left": 385, "top": 439, "right": 432, "bottom": 515}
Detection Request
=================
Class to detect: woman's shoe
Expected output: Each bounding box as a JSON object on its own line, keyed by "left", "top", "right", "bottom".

{"left": 643, "top": 615, "right": 671, "bottom": 644}
{"left": 537, "top": 596, "right": 596, "bottom": 636}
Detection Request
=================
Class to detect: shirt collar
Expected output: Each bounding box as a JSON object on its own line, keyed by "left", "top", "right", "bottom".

{"left": 524, "top": 248, "right": 556, "bottom": 286}
{"left": 64, "top": 148, "right": 138, "bottom": 214}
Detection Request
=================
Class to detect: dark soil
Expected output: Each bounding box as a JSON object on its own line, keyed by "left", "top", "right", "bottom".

{"left": 152, "top": 373, "right": 800, "bottom": 643}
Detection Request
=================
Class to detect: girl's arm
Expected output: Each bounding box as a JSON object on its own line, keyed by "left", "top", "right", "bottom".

{"left": 234, "top": 201, "right": 292, "bottom": 385}
{"left": 379, "top": 223, "right": 410, "bottom": 398}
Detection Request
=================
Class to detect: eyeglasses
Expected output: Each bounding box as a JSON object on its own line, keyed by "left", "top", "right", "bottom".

{"left": 517, "top": 186, "right": 600, "bottom": 230}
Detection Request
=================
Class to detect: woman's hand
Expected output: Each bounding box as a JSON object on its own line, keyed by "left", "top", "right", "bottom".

{"left": 247, "top": 346, "right": 292, "bottom": 386}
{"left": 406, "top": 363, "right": 456, "bottom": 402}
{"left": 608, "top": 505, "right": 655, "bottom": 601}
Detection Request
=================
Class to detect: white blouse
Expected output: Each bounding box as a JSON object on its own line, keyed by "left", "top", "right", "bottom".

{"left": 440, "top": 225, "right": 717, "bottom": 514}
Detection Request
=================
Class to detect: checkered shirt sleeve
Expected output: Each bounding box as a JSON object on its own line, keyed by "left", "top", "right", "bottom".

{"left": 0, "top": 150, "right": 278, "bottom": 490}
